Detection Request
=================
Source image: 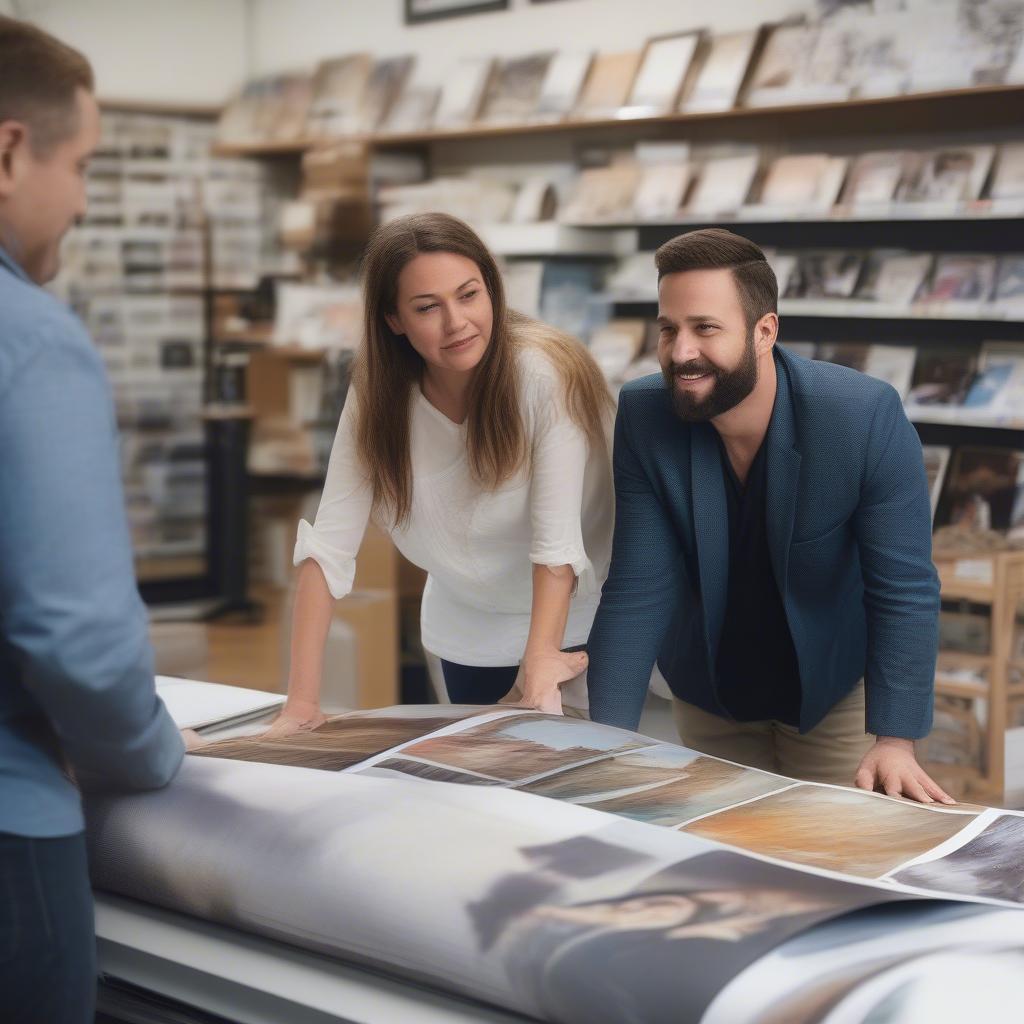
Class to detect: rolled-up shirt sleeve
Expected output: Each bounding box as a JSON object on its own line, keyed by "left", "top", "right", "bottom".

{"left": 293, "top": 394, "right": 373, "bottom": 599}
{"left": 526, "top": 364, "right": 599, "bottom": 598}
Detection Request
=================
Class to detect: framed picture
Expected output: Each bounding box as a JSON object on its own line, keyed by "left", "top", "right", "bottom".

{"left": 572, "top": 51, "right": 642, "bottom": 120}
{"left": 623, "top": 30, "right": 705, "bottom": 117}
{"left": 533, "top": 50, "right": 592, "bottom": 122}
{"left": 479, "top": 53, "right": 553, "bottom": 125}
{"left": 405, "top": 0, "right": 508, "bottom": 24}
{"left": 682, "top": 28, "right": 761, "bottom": 113}
{"left": 433, "top": 57, "right": 494, "bottom": 128}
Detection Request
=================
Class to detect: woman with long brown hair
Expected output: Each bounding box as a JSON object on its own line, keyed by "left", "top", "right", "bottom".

{"left": 269, "top": 212, "right": 614, "bottom": 733}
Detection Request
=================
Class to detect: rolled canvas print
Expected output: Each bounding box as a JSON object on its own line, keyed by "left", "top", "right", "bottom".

{"left": 83, "top": 685, "right": 1024, "bottom": 1022}
{"left": 682, "top": 29, "right": 759, "bottom": 113}
{"left": 704, "top": 901, "right": 1024, "bottom": 1024}
{"left": 85, "top": 757, "right": 900, "bottom": 1024}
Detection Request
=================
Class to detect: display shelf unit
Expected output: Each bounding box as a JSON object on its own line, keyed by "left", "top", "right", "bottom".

{"left": 565, "top": 204, "right": 1024, "bottom": 228}
{"left": 930, "top": 550, "right": 1024, "bottom": 803}
{"left": 221, "top": 69, "right": 1024, "bottom": 750}
{"left": 605, "top": 297, "right": 1024, "bottom": 323}
{"left": 211, "top": 83, "right": 1024, "bottom": 158}
{"left": 478, "top": 222, "right": 636, "bottom": 257}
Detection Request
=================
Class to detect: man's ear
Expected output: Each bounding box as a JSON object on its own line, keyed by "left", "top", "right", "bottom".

{"left": 384, "top": 311, "right": 403, "bottom": 336}
{"left": 755, "top": 312, "right": 779, "bottom": 356}
{"left": 0, "top": 121, "right": 28, "bottom": 199}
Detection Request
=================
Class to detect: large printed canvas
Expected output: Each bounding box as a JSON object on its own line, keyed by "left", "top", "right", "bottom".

{"left": 86, "top": 757, "right": 901, "bottom": 1024}
{"left": 87, "top": 694, "right": 1024, "bottom": 1024}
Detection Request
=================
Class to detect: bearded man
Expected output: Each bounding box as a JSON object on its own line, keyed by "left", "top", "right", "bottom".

{"left": 586, "top": 228, "right": 949, "bottom": 804}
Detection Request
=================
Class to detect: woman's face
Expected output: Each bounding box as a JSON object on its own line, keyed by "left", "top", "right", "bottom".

{"left": 385, "top": 251, "right": 494, "bottom": 375}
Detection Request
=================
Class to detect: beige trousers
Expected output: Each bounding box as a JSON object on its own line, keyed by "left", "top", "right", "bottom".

{"left": 673, "top": 682, "right": 874, "bottom": 787}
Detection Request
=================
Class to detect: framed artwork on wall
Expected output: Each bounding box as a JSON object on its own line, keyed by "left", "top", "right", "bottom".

{"left": 404, "top": 0, "right": 508, "bottom": 24}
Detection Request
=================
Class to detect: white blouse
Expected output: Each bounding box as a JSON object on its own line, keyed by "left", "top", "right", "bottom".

{"left": 294, "top": 345, "right": 614, "bottom": 700}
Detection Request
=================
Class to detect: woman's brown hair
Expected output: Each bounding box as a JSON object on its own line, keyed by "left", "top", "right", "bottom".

{"left": 354, "top": 212, "right": 613, "bottom": 526}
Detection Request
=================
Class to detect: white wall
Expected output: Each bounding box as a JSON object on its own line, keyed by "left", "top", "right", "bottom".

{"left": 250, "top": 0, "right": 815, "bottom": 88}
{"left": 10, "top": 0, "right": 248, "bottom": 106}
{"left": 5, "top": 0, "right": 817, "bottom": 106}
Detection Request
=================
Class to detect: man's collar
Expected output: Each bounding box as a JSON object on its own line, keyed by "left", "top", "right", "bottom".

{"left": 0, "top": 243, "right": 31, "bottom": 284}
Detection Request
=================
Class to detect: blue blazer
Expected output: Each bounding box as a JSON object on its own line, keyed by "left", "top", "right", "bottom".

{"left": 587, "top": 345, "right": 939, "bottom": 739}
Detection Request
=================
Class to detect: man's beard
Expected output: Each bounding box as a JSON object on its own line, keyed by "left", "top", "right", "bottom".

{"left": 662, "top": 330, "right": 759, "bottom": 422}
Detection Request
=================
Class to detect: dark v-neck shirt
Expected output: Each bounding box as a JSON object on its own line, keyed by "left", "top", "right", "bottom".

{"left": 714, "top": 437, "right": 802, "bottom": 725}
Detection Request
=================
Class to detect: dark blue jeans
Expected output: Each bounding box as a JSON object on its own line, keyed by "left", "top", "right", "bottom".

{"left": 441, "top": 646, "right": 586, "bottom": 705}
{"left": 0, "top": 831, "right": 95, "bottom": 1024}
{"left": 440, "top": 660, "right": 519, "bottom": 705}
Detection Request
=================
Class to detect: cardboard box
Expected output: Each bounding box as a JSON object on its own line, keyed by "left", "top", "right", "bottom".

{"left": 333, "top": 588, "right": 399, "bottom": 708}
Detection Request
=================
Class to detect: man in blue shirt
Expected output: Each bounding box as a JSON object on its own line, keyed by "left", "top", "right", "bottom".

{"left": 0, "top": 17, "right": 186, "bottom": 1022}
{"left": 587, "top": 229, "right": 950, "bottom": 805}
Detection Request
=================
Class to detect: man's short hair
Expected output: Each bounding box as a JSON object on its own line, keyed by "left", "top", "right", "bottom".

{"left": 655, "top": 228, "right": 778, "bottom": 329}
{"left": 0, "top": 16, "right": 94, "bottom": 155}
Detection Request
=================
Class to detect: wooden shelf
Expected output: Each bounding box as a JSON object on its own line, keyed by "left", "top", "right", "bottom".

{"left": 565, "top": 204, "right": 1024, "bottom": 230}
{"left": 935, "top": 677, "right": 989, "bottom": 700}
{"left": 604, "top": 295, "right": 1024, "bottom": 324}
{"left": 938, "top": 578, "right": 998, "bottom": 604}
{"left": 260, "top": 344, "right": 328, "bottom": 363}
{"left": 211, "top": 83, "right": 1024, "bottom": 159}
{"left": 101, "top": 99, "right": 221, "bottom": 119}
{"left": 213, "top": 138, "right": 314, "bottom": 158}
{"left": 938, "top": 652, "right": 993, "bottom": 671}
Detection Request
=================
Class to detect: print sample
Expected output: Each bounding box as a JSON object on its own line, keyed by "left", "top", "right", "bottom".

{"left": 684, "top": 785, "right": 975, "bottom": 878}
{"left": 891, "top": 814, "right": 1024, "bottom": 904}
